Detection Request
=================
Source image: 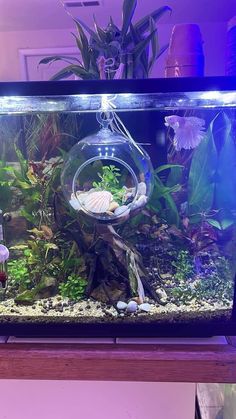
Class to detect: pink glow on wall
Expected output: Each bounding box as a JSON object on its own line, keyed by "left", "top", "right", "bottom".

{"left": 0, "top": 380, "right": 195, "bottom": 419}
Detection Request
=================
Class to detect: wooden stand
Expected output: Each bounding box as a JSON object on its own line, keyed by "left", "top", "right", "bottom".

{"left": 0, "top": 336, "right": 235, "bottom": 382}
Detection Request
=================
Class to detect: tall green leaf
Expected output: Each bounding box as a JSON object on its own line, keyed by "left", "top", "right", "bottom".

{"left": 129, "top": 23, "right": 148, "bottom": 76}
{"left": 121, "top": 0, "right": 137, "bottom": 39}
{"left": 188, "top": 126, "right": 218, "bottom": 215}
{"left": 73, "top": 19, "right": 90, "bottom": 70}
{"left": 130, "top": 6, "right": 171, "bottom": 39}
{"left": 93, "top": 15, "right": 108, "bottom": 44}
{"left": 148, "top": 16, "right": 159, "bottom": 72}
{"left": 75, "top": 17, "right": 103, "bottom": 46}
{"left": 132, "top": 30, "right": 156, "bottom": 61}
{"left": 215, "top": 113, "right": 236, "bottom": 211}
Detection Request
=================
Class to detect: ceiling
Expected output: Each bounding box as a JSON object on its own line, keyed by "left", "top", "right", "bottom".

{"left": 0, "top": 0, "right": 235, "bottom": 31}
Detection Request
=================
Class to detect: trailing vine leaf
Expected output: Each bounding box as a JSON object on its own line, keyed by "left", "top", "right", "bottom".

{"left": 188, "top": 124, "right": 218, "bottom": 215}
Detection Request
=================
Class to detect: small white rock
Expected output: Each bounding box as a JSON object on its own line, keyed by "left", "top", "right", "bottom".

{"left": 132, "top": 195, "right": 147, "bottom": 210}
{"left": 126, "top": 300, "right": 138, "bottom": 313}
{"left": 117, "top": 301, "right": 127, "bottom": 310}
{"left": 137, "top": 182, "right": 147, "bottom": 196}
{"left": 114, "top": 205, "right": 130, "bottom": 217}
{"left": 156, "top": 288, "right": 168, "bottom": 303}
{"left": 139, "top": 303, "right": 151, "bottom": 313}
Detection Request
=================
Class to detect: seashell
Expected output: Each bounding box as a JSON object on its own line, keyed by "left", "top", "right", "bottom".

{"left": 76, "top": 191, "right": 89, "bottom": 205}
{"left": 69, "top": 197, "right": 81, "bottom": 211}
{"left": 117, "top": 301, "right": 127, "bottom": 310}
{"left": 137, "top": 182, "right": 147, "bottom": 196}
{"left": 108, "top": 201, "right": 119, "bottom": 212}
{"left": 126, "top": 300, "right": 138, "bottom": 313}
{"left": 114, "top": 205, "right": 130, "bottom": 217}
{"left": 84, "top": 191, "right": 112, "bottom": 214}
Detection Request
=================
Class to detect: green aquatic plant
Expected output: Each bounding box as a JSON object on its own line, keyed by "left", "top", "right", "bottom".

{"left": 171, "top": 250, "right": 194, "bottom": 284}
{"left": 188, "top": 112, "right": 236, "bottom": 230}
{"left": 59, "top": 274, "right": 87, "bottom": 301}
{"left": 7, "top": 258, "right": 31, "bottom": 291}
{"left": 147, "top": 164, "right": 183, "bottom": 227}
{"left": 169, "top": 254, "right": 234, "bottom": 306}
{"left": 12, "top": 147, "right": 62, "bottom": 226}
{"left": 39, "top": 1, "right": 171, "bottom": 80}
{"left": 93, "top": 165, "right": 126, "bottom": 204}
{"left": 0, "top": 160, "right": 14, "bottom": 212}
{"left": 194, "top": 256, "right": 234, "bottom": 303}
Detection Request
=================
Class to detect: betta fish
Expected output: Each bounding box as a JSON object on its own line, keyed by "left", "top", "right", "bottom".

{"left": 164, "top": 115, "right": 206, "bottom": 151}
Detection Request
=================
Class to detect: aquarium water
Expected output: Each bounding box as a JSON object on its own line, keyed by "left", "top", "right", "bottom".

{"left": 0, "top": 77, "right": 235, "bottom": 337}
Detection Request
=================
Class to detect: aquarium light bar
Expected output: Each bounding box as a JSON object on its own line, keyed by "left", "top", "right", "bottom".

{"left": 64, "top": 0, "right": 101, "bottom": 7}
{"left": 0, "top": 91, "right": 236, "bottom": 115}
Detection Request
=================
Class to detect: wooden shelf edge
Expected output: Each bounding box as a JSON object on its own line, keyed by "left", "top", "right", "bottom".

{"left": 0, "top": 339, "right": 236, "bottom": 382}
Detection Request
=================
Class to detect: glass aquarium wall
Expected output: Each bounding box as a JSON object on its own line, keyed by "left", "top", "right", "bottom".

{"left": 0, "top": 78, "right": 235, "bottom": 336}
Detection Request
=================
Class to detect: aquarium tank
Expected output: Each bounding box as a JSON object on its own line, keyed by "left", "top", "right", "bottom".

{"left": 0, "top": 77, "right": 236, "bottom": 337}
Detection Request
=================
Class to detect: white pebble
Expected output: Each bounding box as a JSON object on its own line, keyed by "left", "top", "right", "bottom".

{"left": 139, "top": 303, "right": 151, "bottom": 313}
{"left": 132, "top": 195, "right": 147, "bottom": 210}
{"left": 137, "top": 182, "right": 147, "bottom": 196}
{"left": 156, "top": 288, "right": 167, "bottom": 303}
{"left": 117, "top": 301, "right": 127, "bottom": 310}
{"left": 114, "top": 205, "right": 130, "bottom": 217}
{"left": 126, "top": 300, "right": 138, "bottom": 313}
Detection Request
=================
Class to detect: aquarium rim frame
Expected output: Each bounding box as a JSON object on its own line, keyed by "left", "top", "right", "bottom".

{"left": 0, "top": 319, "right": 236, "bottom": 337}
{"left": 1, "top": 76, "right": 236, "bottom": 97}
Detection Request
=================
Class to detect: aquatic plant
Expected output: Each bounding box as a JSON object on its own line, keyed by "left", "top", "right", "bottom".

{"left": 194, "top": 256, "right": 234, "bottom": 303}
{"left": 39, "top": 0, "right": 171, "bottom": 80}
{"left": 7, "top": 258, "right": 31, "bottom": 291}
{"left": 23, "top": 114, "right": 80, "bottom": 160}
{"left": 147, "top": 164, "right": 183, "bottom": 227}
{"left": 188, "top": 112, "right": 236, "bottom": 230}
{"left": 59, "top": 274, "right": 87, "bottom": 301}
{"left": 12, "top": 147, "right": 62, "bottom": 226}
{"left": 93, "top": 165, "right": 125, "bottom": 204}
{"left": 0, "top": 158, "right": 14, "bottom": 212}
{"left": 171, "top": 250, "right": 194, "bottom": 284}
{"left": 168, "top": 254, "right": 234, "bottom": 306}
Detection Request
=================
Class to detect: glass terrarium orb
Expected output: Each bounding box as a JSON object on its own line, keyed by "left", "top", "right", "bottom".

{"left": 61, "top": 126, "right": 154, "bottom": 223}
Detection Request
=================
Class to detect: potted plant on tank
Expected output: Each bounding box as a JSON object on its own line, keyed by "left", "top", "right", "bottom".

{"left": 39, "top": 0, "right": 171, "bottom": 80}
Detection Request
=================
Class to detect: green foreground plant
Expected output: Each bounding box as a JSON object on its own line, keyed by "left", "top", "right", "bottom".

{"left": 59, "top": 274, "right": 87, "bottom": 301}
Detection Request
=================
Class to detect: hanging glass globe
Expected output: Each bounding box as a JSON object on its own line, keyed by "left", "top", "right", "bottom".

{"left": 61, "top": 115, "right": 154, "bottom": 224}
